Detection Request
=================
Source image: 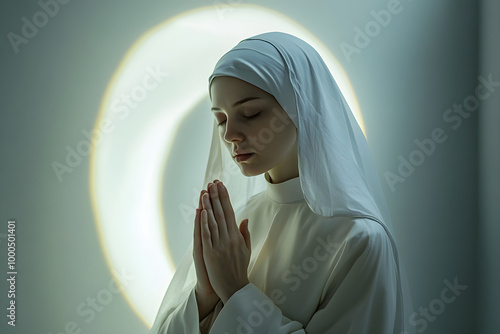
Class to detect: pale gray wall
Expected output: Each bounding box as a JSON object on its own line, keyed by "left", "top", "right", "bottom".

{"left": 478, "top": 0, "right": 500, "bottom": 333}
{"left": 1, "top": 1, "right": 493, "bottom": 333}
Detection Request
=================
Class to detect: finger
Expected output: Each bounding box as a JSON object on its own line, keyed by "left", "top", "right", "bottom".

{"left": 193, "top": 209, "right": 204, "bottom": 270}
{"left": 194, "top": 207, "right": 199, "bottom": 237}
{"left": 208, "top": 182, "right": 228, "bottom": 241}
{"left": 194, "top": 190, "right": 204, "bottom": 250}
{"left": 216, "top": 181, "right": 238, "bottom": 234}
{"left": 193, "top": 208, "right": 198, "bottom": 258}
{"left": 194, "top": 208, "right": 201, "bottom": 249}
{"left": 202, "top": 192, "right": 219, "bottom": 244}
{"left": 200, "top": 209, "right": 212, "bottom": 249}
{"left": 240, "top": 219, "right": 251, "bottom": 252}
{"left": 199, "top": 189, "right": 206, "bottom": 210}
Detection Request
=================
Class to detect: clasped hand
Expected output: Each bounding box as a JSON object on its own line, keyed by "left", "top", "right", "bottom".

{"left": 193, "top": 180, "right": 251, "bottom": 304}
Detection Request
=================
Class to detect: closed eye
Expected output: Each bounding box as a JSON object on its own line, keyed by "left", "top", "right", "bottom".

{"left": 246, "top": 112, "right": 261, "bottom": 120}
{"left": 217, "top": 112, "right": 261, "bottom": 126}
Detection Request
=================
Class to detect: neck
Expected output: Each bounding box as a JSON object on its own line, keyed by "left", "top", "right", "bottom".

{"left": 265, "top": 170, "right": 299, "bottom": 184}
{"left": 266, "top": 160, "right": 299, "bottom": 184}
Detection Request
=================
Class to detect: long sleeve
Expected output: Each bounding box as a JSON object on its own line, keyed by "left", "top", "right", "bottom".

{"left": 209, "top": 222, "right": 401, "bottom": 334}
{"left": 151, "top": 286, "right": 223, "bottom": 334}
{"left": 152, "top": 287, "right": 201, "bottom": 334}
{"left": 200, "top": 299, "right": 224, "bottom": 333}
{"left": 150, "top": 280, "right": 225, "bottom": 334}
{"left": 209, "top": 283, "right": 305, "bottom": 333}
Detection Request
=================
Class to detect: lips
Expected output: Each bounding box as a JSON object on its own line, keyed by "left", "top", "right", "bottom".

{"left": 234, "top": 153, "right": 255, "bottom": 162}
{"left": 233, "top": 151, "right": 254, "bottom": 157}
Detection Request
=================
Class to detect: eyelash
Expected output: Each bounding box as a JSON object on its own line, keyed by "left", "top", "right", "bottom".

{"left": 217, "top": 112, "right": 261, "bottom": 126}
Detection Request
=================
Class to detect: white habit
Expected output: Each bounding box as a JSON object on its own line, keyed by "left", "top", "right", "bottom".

{"left": 149, "top": 31, "right": 414, "bottom": 334}
{"left": 153, "top": 174, "right": 400, "bottom": 333}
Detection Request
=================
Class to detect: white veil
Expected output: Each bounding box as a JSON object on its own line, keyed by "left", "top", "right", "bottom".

{"left": 149, "top": 31, "right": 415, "bottom": 334}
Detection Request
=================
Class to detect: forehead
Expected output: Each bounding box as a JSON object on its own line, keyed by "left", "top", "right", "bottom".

{"left": 210, "top": 77, "right": 267, "bottom": 103}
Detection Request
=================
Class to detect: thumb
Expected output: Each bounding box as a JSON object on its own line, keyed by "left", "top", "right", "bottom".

{"left": 239, "top": 219, "right": 251, "bottom": 251}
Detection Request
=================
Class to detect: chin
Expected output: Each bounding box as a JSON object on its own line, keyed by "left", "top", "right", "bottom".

{"left": 238, "top": 166, "right": 265, "bottom": 177}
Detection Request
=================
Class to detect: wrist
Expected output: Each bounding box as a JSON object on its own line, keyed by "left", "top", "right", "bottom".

{"left": 195, "top": 286, "right": 220, "bottom": 302}
{"left": 221, "top": 281, "right": 250, "bottom": 304}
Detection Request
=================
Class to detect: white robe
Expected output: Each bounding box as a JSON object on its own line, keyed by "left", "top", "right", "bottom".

{"left": 153, "top": 175, "right": 400, "bottom": 333}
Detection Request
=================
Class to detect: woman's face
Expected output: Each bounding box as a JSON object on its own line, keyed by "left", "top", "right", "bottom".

{"left": 210, "top": 76, "right": 298, "bottom": 182}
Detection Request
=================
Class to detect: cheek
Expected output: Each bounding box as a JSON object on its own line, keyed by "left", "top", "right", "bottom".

{"left": 275, "top": 126, "right": 296, "bottom": 151}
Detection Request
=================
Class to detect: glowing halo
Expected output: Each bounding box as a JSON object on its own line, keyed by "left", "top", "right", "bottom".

{"left": 89, "top": 4, "right": 365, "bottom": 327}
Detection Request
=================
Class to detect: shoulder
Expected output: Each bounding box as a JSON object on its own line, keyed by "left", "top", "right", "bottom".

{"left": 343, "top": 217, "right": 395, "bottom": 261}
{"left": 347, "top": 217, "right": 391, "bottom": 242}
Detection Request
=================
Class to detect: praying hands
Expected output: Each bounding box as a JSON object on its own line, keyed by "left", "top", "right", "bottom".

{"left": 193, "top": 180, "right": 252, "bottom": 309}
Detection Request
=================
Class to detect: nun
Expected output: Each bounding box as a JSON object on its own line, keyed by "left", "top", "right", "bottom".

{"left": 149, "top": 31, "right": 415, "bottom": 334}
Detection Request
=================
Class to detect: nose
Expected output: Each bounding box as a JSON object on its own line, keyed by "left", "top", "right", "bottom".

{"left": 223, "top": 119, "right": 245, "bottom": 143}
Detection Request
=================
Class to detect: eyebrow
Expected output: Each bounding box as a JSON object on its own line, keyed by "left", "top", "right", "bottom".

{"left": 211, "top": 97, "right": 261, "bottom": 112}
